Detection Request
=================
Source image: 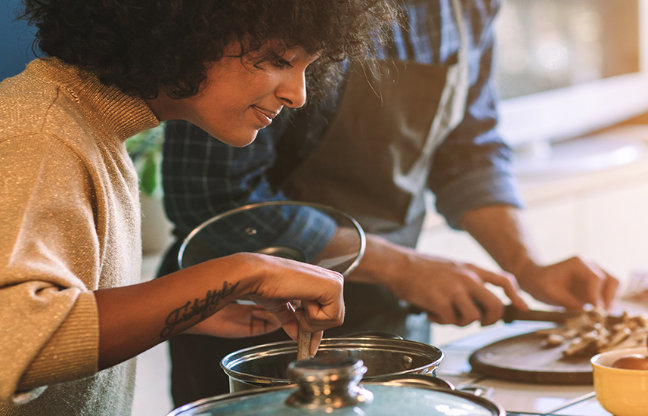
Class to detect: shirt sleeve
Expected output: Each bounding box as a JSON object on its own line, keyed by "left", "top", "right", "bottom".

{"left": 162, "top": 120, "right": 335, "bottom": 263}
{"left": 427, "top": 1, "right": 524, "bottom": 229}
{"left": 0, "top": 134, "right": 99, "bottom": 404}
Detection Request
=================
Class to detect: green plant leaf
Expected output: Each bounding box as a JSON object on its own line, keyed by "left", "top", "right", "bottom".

{"left": 140, "top": 155, "right": 158, "bottom": 196}
{"left": 126, "top": 123, "right": 165, "bottom": 196}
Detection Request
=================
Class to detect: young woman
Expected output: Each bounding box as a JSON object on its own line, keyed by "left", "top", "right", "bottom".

{"left": 0, "top": 1, "right": 397, "bottom": 415}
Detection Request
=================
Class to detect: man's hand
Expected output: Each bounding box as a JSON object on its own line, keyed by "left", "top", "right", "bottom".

{"left": 460, "top": 205, "right": 620, "bottom": 312}
{"left": 349, "top": 234, "right": 528, "bottom": 327}
{"left": 515, "top": 256, "right": 619, "bottom": 310}
{"left": 390, "top": 253, "right": 528, "bottom": 326}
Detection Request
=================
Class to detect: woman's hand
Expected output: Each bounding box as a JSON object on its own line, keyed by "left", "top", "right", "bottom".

{"left": 234, "top": 253, "right": 346, "bottom": 331}
{"left": 187, "top": 250, "right": 346, "bottom": 353}
{"left": 185, "top": 253, "right": 344, "bottom": 354}
{"left": 235, "top": 253, "right": 344, "bottom": 354}
{"left": 184, "top": 303, "right": 282, "bottom": 338}
{"left": 95, "top": 252, "right": 344, "bottom": 369}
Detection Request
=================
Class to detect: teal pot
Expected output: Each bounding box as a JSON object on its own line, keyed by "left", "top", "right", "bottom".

{"left": 167, "top": 356, "right": 504, "bottom": 416}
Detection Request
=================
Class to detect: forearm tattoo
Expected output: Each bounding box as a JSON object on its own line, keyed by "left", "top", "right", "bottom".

{"left": 160, "top": 281, "right": 239, "bottom": 338}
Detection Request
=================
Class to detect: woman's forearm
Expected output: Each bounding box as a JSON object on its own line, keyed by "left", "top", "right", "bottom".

{"left": 94, "top": 252, "right": 345, "bottom": 370}
{"left": 94, "top": 256, "right": 251, "bottom": 369}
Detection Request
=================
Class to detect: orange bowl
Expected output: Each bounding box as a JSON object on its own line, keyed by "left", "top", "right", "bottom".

{"left": 591, "top": 347, "right": 648, "bottom": 416}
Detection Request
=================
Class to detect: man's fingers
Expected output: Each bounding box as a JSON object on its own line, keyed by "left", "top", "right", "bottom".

{"left": 468, "top": 291, "right": 504, "bottom": 326}
{"left": 551, "top": 292, "right": 585, "bottom": 310}
{"left": 423, "top": 298, "right": 455, "bottom": 325}
{"left": 474, "top": 268, "right": 528, "bottom": 312}
{"left": 602, "top": 272, "right": 620, "bottom": 309}
{"left": 451, "top": 294, "right": 483, "bottom": 326}
{"left": 578, "top": 259, "right": 619, "bottom": 309}
{"left": 578, "top": 260, "right": 606, "bottom": 307}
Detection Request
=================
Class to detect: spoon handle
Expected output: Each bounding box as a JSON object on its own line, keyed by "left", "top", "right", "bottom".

{"left": 297, "top": 326, "right": 312, "bottom": 360}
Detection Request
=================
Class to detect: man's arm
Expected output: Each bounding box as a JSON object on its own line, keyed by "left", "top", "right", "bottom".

{"left": 428, "top": 1, "right": 522, "bottom": 229}
{"left": 427, "top": 2, "right": 619, "bottom": 310}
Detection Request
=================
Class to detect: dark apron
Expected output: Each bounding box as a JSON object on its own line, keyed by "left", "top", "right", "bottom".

{"left": 283, "top": 0, "right": 469, "bottom": 342}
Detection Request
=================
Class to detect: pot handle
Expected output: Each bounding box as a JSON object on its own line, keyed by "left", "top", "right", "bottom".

{"left": 337, "top": 331, "right": 404, "bottom": 340}
{"left": 370, "top": 374, "right": 455, "bottom": 391}
{"left": 459, "top": 386, "right": 493, "bottom": 398}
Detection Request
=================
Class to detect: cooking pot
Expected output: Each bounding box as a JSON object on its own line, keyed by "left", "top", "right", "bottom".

{"left": 168, "top": 356, "right": 505, "bottom": 415}
{"left": 221, "top": 336, "right": 444, "bottom": 392}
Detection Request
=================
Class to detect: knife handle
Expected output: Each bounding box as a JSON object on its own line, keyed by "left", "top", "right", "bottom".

{"left": 502, "top": 304, "right": 518, "bottom": 324}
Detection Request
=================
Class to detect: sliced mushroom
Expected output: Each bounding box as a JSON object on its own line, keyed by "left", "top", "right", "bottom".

{"left": 538, "top": 309, "right": 648, "bottom": 358}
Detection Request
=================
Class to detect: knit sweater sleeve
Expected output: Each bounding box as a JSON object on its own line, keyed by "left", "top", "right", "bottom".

{"left": 0, "top": 133, "right": 100, "bottom": 403}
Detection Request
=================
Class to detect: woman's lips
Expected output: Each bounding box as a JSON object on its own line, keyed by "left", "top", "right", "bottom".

{"left": 251, "top": 105, "right": 279, "bottom": 127}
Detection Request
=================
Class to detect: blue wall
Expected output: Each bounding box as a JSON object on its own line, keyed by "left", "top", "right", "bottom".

{"left": 1, "top": 0, "right": 39, "bottom": 81}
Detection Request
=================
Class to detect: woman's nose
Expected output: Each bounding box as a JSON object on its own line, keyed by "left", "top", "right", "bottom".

{"left": 276, "top": 71, "right": 307, "bottom": 109}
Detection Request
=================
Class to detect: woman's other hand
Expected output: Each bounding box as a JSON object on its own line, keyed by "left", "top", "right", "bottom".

{"left": 184, "top": 303, "right": 282, "bottom": 338}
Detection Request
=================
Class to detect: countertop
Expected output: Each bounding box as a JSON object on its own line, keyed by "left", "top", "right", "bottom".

{"left": 436, "top": 321, "right": 611, "bottom": 415}
{"left": 435, "top": 294, "right": 648, "bottom": 416}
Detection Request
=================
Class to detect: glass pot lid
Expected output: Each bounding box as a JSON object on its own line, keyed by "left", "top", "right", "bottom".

{"left": 177, "top": 200, "right": 366, "bottom": 277}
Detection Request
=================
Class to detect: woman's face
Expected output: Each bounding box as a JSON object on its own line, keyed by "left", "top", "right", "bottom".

{"left": 149, "top": 42, "right": 319, "bottom": 147}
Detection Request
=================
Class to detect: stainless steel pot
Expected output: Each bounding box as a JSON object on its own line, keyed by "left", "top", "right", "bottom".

{"left": 169, "top": 356, "right": 505, "bottom": 416}
{"left": 221, "top": 336, "right": 444, "bottom": 392}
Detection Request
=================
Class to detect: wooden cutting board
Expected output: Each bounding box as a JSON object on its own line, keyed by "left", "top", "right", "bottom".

{"left": 468, "top": 330, "right": 593, "bottom": 384}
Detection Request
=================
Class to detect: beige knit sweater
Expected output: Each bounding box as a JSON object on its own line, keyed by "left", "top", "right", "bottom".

{"left": 0, "top": 58, "right": 159, "bottom": 415}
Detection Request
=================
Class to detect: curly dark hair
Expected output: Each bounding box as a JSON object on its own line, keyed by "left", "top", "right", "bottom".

{"left": 21, "top": 0, "right": 398, "bottom": 100}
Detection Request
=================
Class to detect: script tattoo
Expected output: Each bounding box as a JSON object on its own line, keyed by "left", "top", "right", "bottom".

{"left": 160, "top": 281, "right": 239, "bottom": 338}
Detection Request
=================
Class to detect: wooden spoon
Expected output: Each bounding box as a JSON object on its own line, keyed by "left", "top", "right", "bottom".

{"left": 291, "top": 300, "right": 314, "bottom": 360}
{"left": 297, "top": 325, "right": 312, "bottom": 360}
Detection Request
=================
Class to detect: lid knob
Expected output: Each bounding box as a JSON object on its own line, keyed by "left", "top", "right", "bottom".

{"left": 285, "top": 355, "right": 374, "bottom": 410}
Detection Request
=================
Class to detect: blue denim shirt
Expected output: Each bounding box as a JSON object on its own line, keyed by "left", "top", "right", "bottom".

{"left": 161, "top": 0, "right": 523, "bottom": 261}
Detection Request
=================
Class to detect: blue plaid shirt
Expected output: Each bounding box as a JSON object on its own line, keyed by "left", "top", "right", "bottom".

{"left": 161, "top": 0, "right": 523, "bottom": 261}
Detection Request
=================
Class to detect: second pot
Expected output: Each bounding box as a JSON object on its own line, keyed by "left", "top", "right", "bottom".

{"left": 221, "top": 336, "right": 443, "bottom": 392}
